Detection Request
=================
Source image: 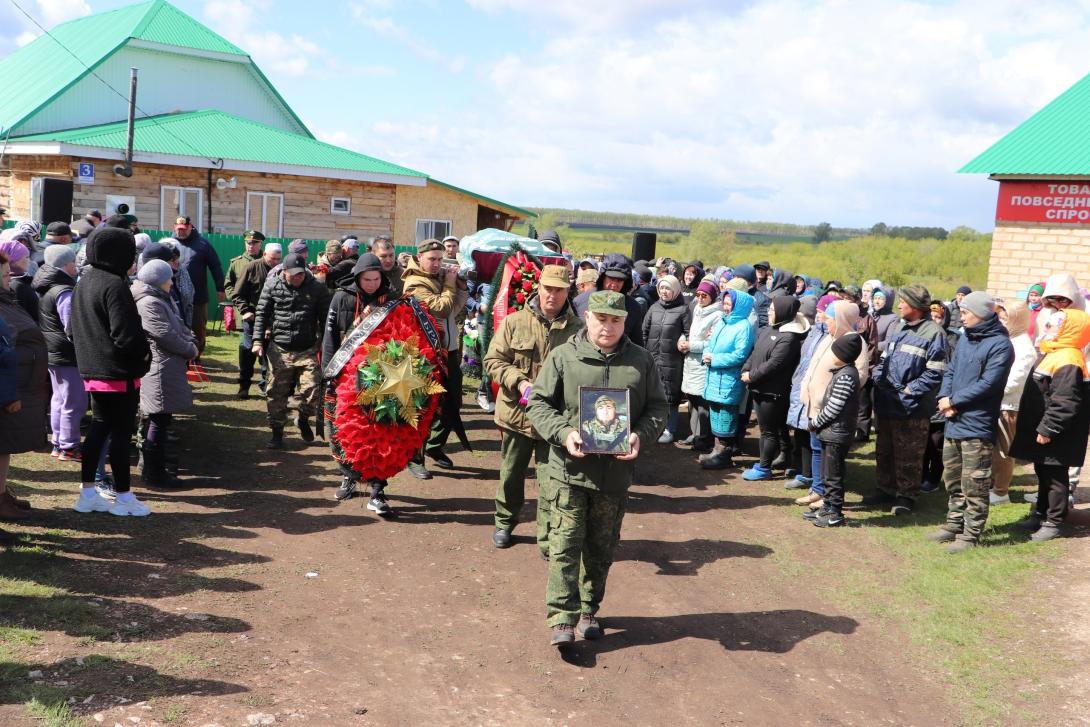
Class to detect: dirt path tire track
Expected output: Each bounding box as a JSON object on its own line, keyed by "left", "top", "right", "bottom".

{"left": 146, "top": 401, "right": 954, "bottom": 726}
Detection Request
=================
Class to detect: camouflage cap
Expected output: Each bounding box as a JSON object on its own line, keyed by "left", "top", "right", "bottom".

{"left": 594, "top": 395, "right": 617, "bottom": 409}
{"left": 586, "top": 290, "right": 628, "bottom": 318}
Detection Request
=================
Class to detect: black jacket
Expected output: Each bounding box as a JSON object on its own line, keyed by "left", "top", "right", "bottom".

{"left": 322, "top": 260, "right": 392, "bottom": 365}
{"left": 742, "top": 298, "right": 804, "bottom": 398}
{"left": 1011, "top": 362, "right": 1090, "bottom": 468}
{"left": 254, "top": 271, "right": 332, "bottom": 352}
{"left": 10, "top": 275, "right": 39, "bottom": 323}
{"left": 641, "top": 296, "right": 692, "bottom": 405}
{"left": 69, "top": 229, "right": 150, "bottom": 381}
{"left": 812, "top": 364, "right": 861, "bottom": 445}
{"left": 326, "top": 255, "right": 359, "bottom": 291}
{"left": 32, "top": 263, "right": 77, "bottom": 367}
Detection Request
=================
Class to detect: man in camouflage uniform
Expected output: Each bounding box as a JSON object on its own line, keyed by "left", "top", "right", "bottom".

{"left": 928, "top": 292, "right": 1013, "bottom": 552}
{"left": 225, "top": 230, "right": 265, "bottom": 398}
{"left": 252, "top": 253, "right": 331, "bottom": 449}
{"left": 527, "top": 290, "right": 667, "bottom": 648}
{"left": 484, "top": 264, "right": 582, "bottom": 554}
{"left": 581, "top": 395, "right": 629, "bottom": 453}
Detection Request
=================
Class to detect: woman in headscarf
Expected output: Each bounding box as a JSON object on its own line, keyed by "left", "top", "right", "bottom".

{"left": 792, "top": 299, "right": 870, "bottom": 510}
{"left": 858, "top": 286, "right": 898, "bottom": 442}
{"left": 700, "top": 289, "right": 756, "bottom": 469}
{"left": 642, "top": 274, "right": 692, "bottom": 443}
{"left": 990, "top": 300, "right": 1037, "bottom": 505}
{"left": 1010, "top": 307, "right": 1090, "bottom": 541}
{"left": 679, "top": 279, "right": 722, "bottom": 452}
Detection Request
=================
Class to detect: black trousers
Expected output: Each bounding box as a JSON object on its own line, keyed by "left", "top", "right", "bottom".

{"left": 923, "top": 420, "right": 946, "bottom": 484}
{"left": 81, "top": 388, "right": 139, "bottom": 492}
{"left": 856, "top": 379, "right": 873, "bottom": 438}
{"left": 1033, "top": 462, "right": 1071, "bottom": 525}
{"left": 793, "top": 427, "right": 813, "bottom": 478}
{"left": 821, "top": 440, "right": 848, "bottom": 512}
{"left": 754, "top": 394, "right": 790, "bottom": 469}
{"left": 238, "top": 318, "right": 268, "bottom": 389}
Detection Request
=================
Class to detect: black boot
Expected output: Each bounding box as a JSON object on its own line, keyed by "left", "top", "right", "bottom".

{"left": 297, "top": 416, "right": 314, "bottom": 443}
{"left": 266, "top": 424, "right": 284, "bottom": 450}
{"left": 141, "top": 443, "right": 178, "bottom": 487}
{"left": 701, "top": 442, "right": 735, "bottom": 470}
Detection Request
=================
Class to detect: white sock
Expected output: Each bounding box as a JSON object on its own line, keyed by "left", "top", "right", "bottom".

{"left": 116, "top": 491, "right": 135, "bottom": 503}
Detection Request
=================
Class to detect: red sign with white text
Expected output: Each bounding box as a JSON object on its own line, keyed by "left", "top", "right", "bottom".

{"left": 996, "top": 180, "right": 1090, "bottom": 224}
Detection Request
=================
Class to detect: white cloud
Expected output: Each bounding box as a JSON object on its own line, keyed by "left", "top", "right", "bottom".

{"left": 349, "top": 5, "right": 467, "bottom": 73}
{"left": 15, "top": 31, "right": 38, "bottom": 47}
{"left": 202, "top": 0, "right": 323, "bottom": 78}
{"left": 32, "top": 0, "right": 90, "bottom": 26}
{"left": 379, "top": 0, "right": 1090, "bottom": 228}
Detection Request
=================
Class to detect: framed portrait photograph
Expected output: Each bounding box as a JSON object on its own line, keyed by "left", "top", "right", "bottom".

{"left": 578, "top": 386, "right": 632, "bottom": 455}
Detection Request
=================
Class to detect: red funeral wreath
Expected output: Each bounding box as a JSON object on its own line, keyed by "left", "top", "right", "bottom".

{"left": 330, "top": 301, "right": 445, "bottom": 481}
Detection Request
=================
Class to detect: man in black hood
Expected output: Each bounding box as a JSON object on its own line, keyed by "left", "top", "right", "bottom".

{"left": 321, "top": 253, "right": 400, "bottom": 511}
{"left": 767, "top": 269, "right": 796, "bottom": 299}
{"left": 572, "top": 252, "right": 644, "bottom": 346}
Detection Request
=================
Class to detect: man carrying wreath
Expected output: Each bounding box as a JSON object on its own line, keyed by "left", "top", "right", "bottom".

{"left": 527, "top": 290, "right": 667, "bottom": 648}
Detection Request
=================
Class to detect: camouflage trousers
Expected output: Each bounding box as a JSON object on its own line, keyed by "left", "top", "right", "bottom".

{"left": 941, "top": 438, "right": 993, "bottom": 542}
{"left": 494, "top": 430, "right": 552, "bottom": 557}
{"left": 545, "top": 483, "right": 628, "bottom": 627}
{"left": 265, "top": 343, "right": 319, "bottom": 427}
{"left": 875, "top": 416, "right": 930, "bottom": 500}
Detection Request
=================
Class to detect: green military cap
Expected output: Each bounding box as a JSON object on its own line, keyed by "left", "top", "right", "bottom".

{"left": 417, "top": 238, "right": 443, "bottom": 254}
{"left": 586, "top": 290, "right": 628, "bottom": 318}
{"left": 594, "top": 395, "right": 617, "bottom": 409}
{"left": 244, "top": 229, "right": 266, "bottom": 242}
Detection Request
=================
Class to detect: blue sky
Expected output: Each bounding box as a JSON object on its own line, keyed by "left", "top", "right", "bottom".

{"left": 6, "top": 0, "right": 1090, "bottom": 231}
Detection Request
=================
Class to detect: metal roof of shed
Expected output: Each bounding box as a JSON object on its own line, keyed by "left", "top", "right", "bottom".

{"left": 960, "top": 70, "right": 1090, "bottom": 175}
{"left": 0, "top": 0, "right": 308, "bottom": 137}
{"left": 7, "top": 110, "right": 427, "bottom": 183}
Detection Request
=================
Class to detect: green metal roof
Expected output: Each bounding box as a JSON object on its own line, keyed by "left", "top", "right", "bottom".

{"left": 0, "top": 0, "right": 311, "bottom": 137}
{"left": 960, "top": 70, "right": 1090, "bottom": 175}
{"left": 10, "top": 110, "right": 427, "bottom": 180}
{"left": 430, "top": 179, "right": 537, "bottom": 219}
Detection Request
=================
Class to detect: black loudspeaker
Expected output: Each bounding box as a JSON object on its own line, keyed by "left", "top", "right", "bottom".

{"left": 40, "top": 178, "right": 74, "bottom": 225}
{"left": 632, "top": 232, "right": 657, "bottom": 262}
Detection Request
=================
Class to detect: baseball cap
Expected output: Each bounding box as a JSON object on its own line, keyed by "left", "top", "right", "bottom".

{"left": 576, "top": 268, "right": 599, "bottom": 286}
{"left": 46, "top": 221, "right": 72, "bottom": 237}
{"left": 174, "top": 216, "right": 191, "bottom": 226}
{"left": 586, "top": 290, "right": 628, "bottom": 318}
{"left": 325, "top": 240, "right": 342, "bottom": 255}
{"left": 539, "top": 264, "right": 569, "bottom": 288}
{"left": 282, "top": 253, "right": 307, "bottom": 275}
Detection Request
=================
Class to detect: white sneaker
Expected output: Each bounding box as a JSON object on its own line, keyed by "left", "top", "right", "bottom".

{"left": 989, "top": 491, "right": 1010, "bottom": 505}
{"left": 1024, "top": 492, "right": 1038, "bottom": 504}
{"left": 73, "top": 491, "right": 114, "bottom": 513}
{"left": 108, "top": 495, "right": 151, "bottom": 517}
{"left": 476, "top": 392, "right": 494, "bottom": 412}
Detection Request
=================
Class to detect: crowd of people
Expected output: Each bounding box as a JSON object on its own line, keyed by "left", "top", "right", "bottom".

{"left": 1, "top": 209, "right": 1087, "bottom": 646}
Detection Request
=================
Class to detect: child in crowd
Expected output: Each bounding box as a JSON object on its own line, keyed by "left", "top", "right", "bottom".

{"left": 804, "top": 333, "right": 863, "bottom": 528}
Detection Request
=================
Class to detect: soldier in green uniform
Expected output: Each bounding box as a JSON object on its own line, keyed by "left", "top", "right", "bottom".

{"left": 225, "top": 230, "right": 265, "bottom": 398}
{"left": 581, "top": 395, "right": 629, "bottom": 453}
{"left": 484, "top": 264, "right": 582, "bottom": 554}
{"left": 527, "top": 290, "right": 667, "bottom": 648}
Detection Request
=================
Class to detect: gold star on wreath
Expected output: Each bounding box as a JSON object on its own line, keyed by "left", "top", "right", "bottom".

{"left": 375, "top": 356, "right": 428, "bottom": 407}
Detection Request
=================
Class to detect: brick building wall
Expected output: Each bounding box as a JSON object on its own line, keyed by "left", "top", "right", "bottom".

{"left": 987, "top": 223, "right": 1090, "bottom": 299}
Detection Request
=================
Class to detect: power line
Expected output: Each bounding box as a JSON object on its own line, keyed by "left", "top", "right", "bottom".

{"left": 6, "top": 0, "right": 220, "bottom": 166}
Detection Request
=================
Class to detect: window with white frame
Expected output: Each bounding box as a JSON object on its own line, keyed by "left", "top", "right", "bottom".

{"left": 415, "top": 219, "right": 452, "bottom": 243}
{"left": 330, "top": 197, "right": 351, "bottom": 215}
{"left": 246, "top": 192, "right": 284, "bottom": 237}
{"left": 160, "top": 186, "right": 203, "bottom": 230}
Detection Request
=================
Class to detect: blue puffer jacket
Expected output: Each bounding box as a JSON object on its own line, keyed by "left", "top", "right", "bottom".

{"left": 786, "top": 322, "right": 828, "bottom": 430}
{"left": 703, "top": 291, "right": 756, "bottom": 405}
{"left": 873, "top": 316, "right": 949, "bottom": 419}
{"left": 938, "top": 315, "right": 1014, "bottom": 441}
